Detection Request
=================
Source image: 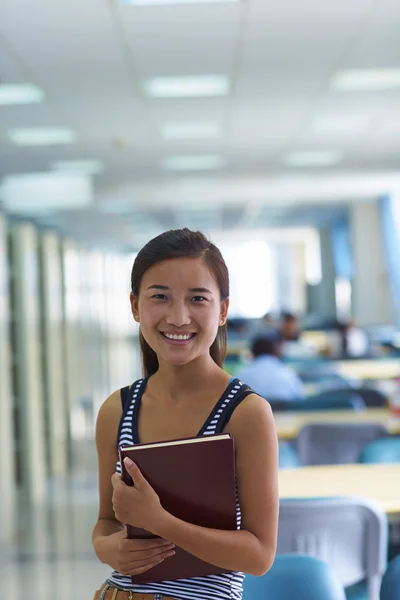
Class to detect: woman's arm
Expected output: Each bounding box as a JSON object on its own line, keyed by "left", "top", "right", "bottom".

{"left": 114, "top": 394, "right": 279, "bottom": 576}
{"left": 93, "top": 391, "right": 175, "bottom": 575}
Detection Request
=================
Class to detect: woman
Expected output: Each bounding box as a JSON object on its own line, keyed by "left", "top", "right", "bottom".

{"left": 92, "top": 228, "right": 279, "bottom": 600}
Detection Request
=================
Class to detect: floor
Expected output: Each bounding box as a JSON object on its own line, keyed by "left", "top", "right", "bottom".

{"left": 0, "top": 443, "right": 111, "bottom": 599}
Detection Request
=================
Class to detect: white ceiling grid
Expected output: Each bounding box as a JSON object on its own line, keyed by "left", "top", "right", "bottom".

{"left": 0, "top": 0, "right": 399, "bottom": 248}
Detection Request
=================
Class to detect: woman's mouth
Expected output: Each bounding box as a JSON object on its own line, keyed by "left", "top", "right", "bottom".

{"left": 160, "top": 332, "right": 196, "bottom": 344}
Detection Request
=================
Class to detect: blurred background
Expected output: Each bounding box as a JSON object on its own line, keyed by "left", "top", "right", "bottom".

{"left": 1, "top": 0, "right": 400, "bottom": 598}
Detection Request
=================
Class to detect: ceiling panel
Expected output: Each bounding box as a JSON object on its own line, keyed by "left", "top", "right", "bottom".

{"left": 0, "top": 0, "right": 399, "bottom": 247}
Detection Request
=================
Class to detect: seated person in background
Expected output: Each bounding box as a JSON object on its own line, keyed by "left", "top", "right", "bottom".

{"left": 331, "top": 319, "right": 370, "bottom": 358}
{"left": 279, "top": 311, "right": 301, "bottom": 342}
{"left": 237, "top": 332, "right": 305, "bottom": 401}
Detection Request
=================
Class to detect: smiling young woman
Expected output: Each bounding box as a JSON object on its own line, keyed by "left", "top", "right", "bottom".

{"left": 92, "top": 229, "right": 279, "bottom": 600}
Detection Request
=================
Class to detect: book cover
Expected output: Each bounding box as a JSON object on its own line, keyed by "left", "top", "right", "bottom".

{"left": 119, "top": 433, "right": 237, "bottom": 584}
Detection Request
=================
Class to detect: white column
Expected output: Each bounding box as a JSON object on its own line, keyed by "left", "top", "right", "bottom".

{"left": 350, "top": 200, "right": 396, "bottom": 326}
{"left": 40, "top": 232, "right": 68, "bottom": 475}
{"left": 0, "top": 214, "right": 16, "bottom": 540}
{"left": 275, "top": 242, "right": 307, "bottom": 314}
{"left": 9, "top": 223, "right": 46, "bottom": 503}
{"left": 318, "top": 227, "right": 337, "bottom": 319}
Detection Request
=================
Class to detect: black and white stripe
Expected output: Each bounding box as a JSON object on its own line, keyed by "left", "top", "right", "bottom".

{"left": 108, "top": 378, "right": 246, "bottom": 600}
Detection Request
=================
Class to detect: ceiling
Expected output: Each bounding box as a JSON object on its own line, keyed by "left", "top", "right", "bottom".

{"left": 0, "top": 0, "right": 399, "bottom": 249}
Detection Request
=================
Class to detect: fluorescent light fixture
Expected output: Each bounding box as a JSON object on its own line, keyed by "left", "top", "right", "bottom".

{"left": 331, "top": 69, "right": 400, "bottom": 91}
{"left": 121, "top": 0, "right": 237, "bottom": 4}
{"left": 0, "top": 83, "right": 45, "bottom": 105}
{"left": 51, "top": 160, "right": 104, "bottom": 175}
{"left": 8, "top": 127, "right": 78, "bottom": 146}
{"left": 285, "top": 151, "right": 342, "bottom": 167}
{"left": 163, "top": 155, "right": 226, "bottom": 171}
{"left": 311, "top": 115, "right": 370, "bottom": 134}
{"left": 1, "top": 173, "right": 92, "bottom": 214}
{"left": 144, "top": 76, "right": 230, "bottom": 98}
{"left": 161, "top": 122, "right": 223, "bottom": 140}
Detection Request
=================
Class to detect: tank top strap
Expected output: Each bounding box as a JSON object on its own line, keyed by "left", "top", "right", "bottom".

{"left": 198, "top": 378, "right": 256, "bottom": 436}
{"left": 116, "top": 378, "right": 147, "bottom": 451}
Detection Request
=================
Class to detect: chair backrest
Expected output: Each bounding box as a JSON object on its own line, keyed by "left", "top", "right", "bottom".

{"left": 359, "top": 438, "right": 400, "bottom": 464}
{"left": 269, "top": 396, "right": 363, "bottom": 412}
{"left": 243, "top": 554, "right": 346, "bottom": 600}
{"left": 355, "top": 388, "right": 388, "bottom": 408}
{"left": 380, "top": 555, "right": 400, "bottom": 600}
{"left": 296, "top": 423, "right": 388, "bottom": 465}
{"left": 277, "top": 497, "right": 388, "bottom": 600}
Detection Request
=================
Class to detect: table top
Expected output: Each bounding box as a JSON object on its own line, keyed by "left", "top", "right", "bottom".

{"left": 279, "top": 463, "right": 400, "bottom": 516}
{"left": 336, "top": 358, "right": 400, "bottom": 380}
{"left": 274, "top": 408, "right": 400, "bottom": 440}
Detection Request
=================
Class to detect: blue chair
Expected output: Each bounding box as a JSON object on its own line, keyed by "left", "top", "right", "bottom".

{"left": 277, "top": 497, "right": 388, "bottom": 600}
{"left": 243, "top": 554, "right": 346, "bottom": 600}
{"left": 278, "top": 442, "right": 301, "bottom": 468}
{"left": 380, "top": 555, "right": 400, "bottom": 600}
{"left": 359, "top": 438, "right": 400, "bottom": 464}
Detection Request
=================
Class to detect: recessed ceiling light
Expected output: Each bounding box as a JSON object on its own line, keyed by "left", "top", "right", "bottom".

{"left": 311, "top": 116, "right": 370, "bottom": 134}
{"left": 161, "top": 122, "right": 223, "bottom": 140}
{"left": 0, "top": 83, "right": 45, "bottom": 105}
{"left": 51, "top": 160, "right": 104, "bottom": 175}
{"left": 285, "top": 151, "right": 342, "bottom": 167}
{"left": 144, "top": 76, "right": 230, "bottom": 98}
{"left": 7, "top": 128, "right": 78, "bottom": 146}
{"left": 163, "top": 155, "right": 226, "bottom": 171}
{"left": 121, "top": 0, "right": 237, "bottom": 4}
{"left": 1, "top": 173, "right": 92, "bottom": 213}
{"left": 331, "top": 69, "right": 400, "bottom": 91}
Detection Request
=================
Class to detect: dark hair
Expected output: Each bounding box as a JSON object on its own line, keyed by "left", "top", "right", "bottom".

{"left": 251, "top": 334, "right": 281, "bottom": 358}
{"left": 131, "top": 228, "right": 229, "bottom": 376}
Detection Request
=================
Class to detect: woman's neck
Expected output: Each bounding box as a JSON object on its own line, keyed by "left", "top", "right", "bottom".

{"left": 149, "top": 355, "right": 227, "bottom": 404}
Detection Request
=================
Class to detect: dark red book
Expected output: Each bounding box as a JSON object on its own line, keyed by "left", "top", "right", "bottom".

{"left": 118, "top": 433, "right": 237, "bottom": 584}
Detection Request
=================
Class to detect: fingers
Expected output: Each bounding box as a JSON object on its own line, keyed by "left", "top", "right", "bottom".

{"left": 123, "top": 458, "right": 147, "bottom": 489}
{"left": 124, "top": 544, "right": 175, "bottom": 561}
{"left": 111, "top": 473, "right": 123, "bottom": 490}
{"left": 121, "top": 538, "right": 173, "bottom": 552}
{"left": 123, "top": 548, "right": 176, "bottom": 576}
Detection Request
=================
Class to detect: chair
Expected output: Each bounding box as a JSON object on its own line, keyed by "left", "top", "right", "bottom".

{"left": 296, "top": 423, "right": 388, "bottom": 465}
{"left": 359, "top": 438, "right": 400, "bottom": 464}
{"left": 269, "top": 396, "right": 363, "bottom": 412}
{"left": 355, "top": 388, "right": 388, "bottom": 408}
{"left": 278, "top": 441, "right": 301, "bottom": 468}
{"left": 380, "top": 555, "right": 400, "bottom": 600}
{"left": 277, "top": 497, "right": 388, "bottom": 600}
{"left": 243, "top": 554, "right": 346, "bottom": 600}
{"left": 291, "top": 396, "right": 364, "bottom": 411}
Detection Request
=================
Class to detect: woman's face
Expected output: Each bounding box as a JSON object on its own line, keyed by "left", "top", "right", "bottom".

{"left": 131, "top": 257, "right": 229, "bottom": 367}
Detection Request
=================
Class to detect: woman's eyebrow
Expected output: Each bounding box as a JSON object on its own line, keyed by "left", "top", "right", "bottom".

{"left": 146, "top": 284, "right": 169, "bottom": 291}
{"left": 189, "top": 287, "right": 213, "bottom": 294}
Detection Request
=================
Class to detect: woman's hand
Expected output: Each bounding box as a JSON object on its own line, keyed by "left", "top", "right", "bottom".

{"left": 98, "top": 530, "right": 176, "bottom": 576}
{"left": 111, "top": 458, "right": 167, "bottom": 533}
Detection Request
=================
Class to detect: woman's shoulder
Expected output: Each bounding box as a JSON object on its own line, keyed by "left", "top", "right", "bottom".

{"left": 228, "top": 391, "right": 275, "bottom": 438}
{"left": 95, "top": 388, "right": 126, "bottom": 440}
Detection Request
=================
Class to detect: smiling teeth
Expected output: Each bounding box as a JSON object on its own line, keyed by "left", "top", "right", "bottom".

{"left": 164, "top": 333, "right": 193, "bottom": 340}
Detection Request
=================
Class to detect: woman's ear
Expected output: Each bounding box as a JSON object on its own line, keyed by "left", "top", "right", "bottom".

{"left": 219, "top": 298, "right": 229, "bottom": 326}
{"left": 130, "top": 292, "right": 140, "bottom": 322}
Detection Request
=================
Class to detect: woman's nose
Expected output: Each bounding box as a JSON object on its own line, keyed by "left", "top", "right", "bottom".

{"left": 165, "top": 302, "right": 191, "bottom": 327}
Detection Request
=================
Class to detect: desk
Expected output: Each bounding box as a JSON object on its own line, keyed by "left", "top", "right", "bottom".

{"left": 279, "top": 463, "right": 400, "bottom": 517}
{"left": 336, "top": 358, "right": 400, "bottom": 380}
{"left": 275, "top": 408, "right": 400, "bottom": 440}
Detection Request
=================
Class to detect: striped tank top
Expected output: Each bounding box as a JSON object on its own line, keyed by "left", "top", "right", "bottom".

{"left": 108, "top": 376, "right": 252, "bottom": 600}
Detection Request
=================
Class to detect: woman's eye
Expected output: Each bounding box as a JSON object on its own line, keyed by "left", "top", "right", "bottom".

{"left": 192, "top": 296, "right": 206, "bottom": 302}
{"left": 152, "top": 294, "right": 167, "bottom": 300}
